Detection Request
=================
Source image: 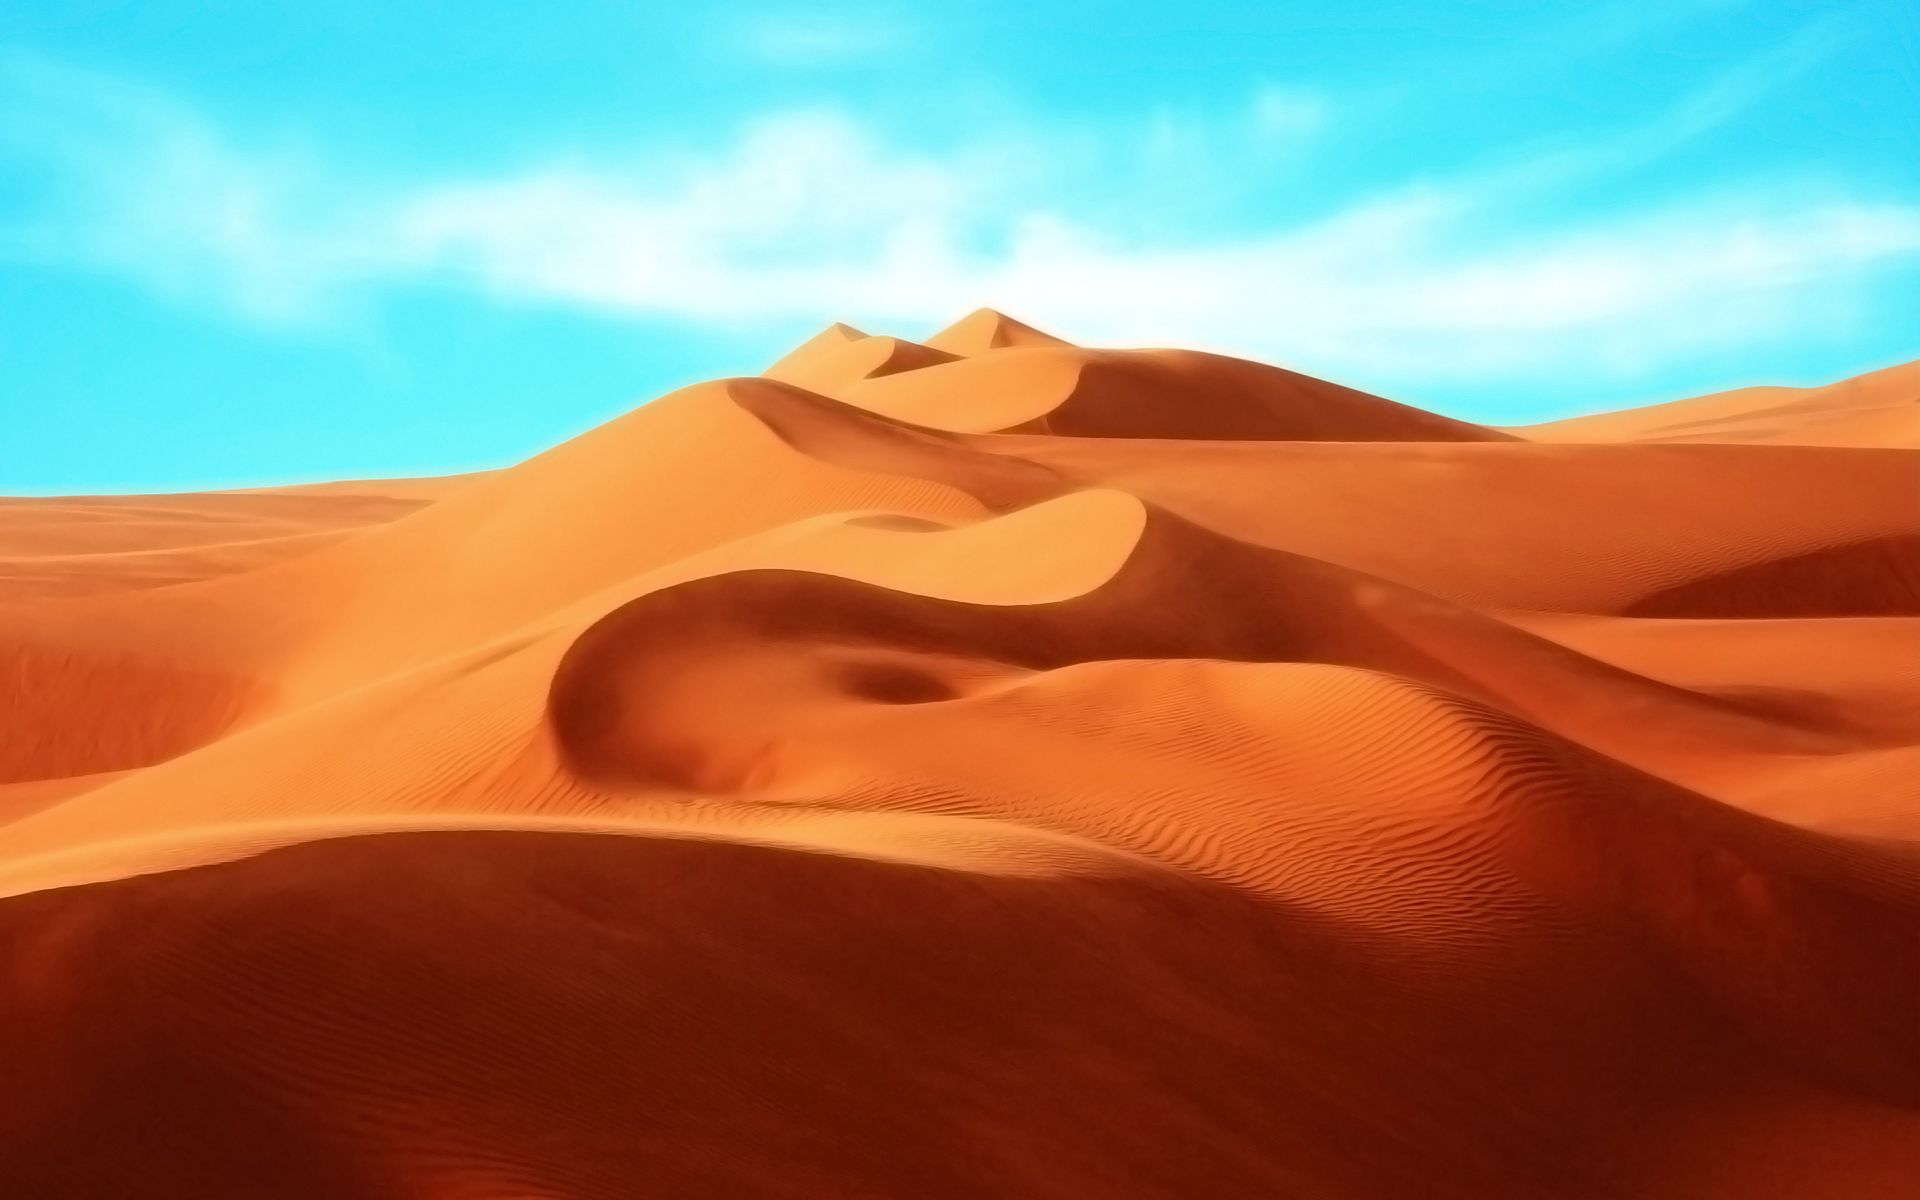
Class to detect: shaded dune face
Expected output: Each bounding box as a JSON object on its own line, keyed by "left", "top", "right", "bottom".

{"left": 1623, "top": 533, "right": 1920, "bottom": 618}
{"left": 2, "top": 829, "right": 1911, "bottom": 1200}
{"left": 2, "top": 312, "right": 1918, "bottom": 1199}
{"left": 833, "top": 343, "right": 1512, "bottom": 442}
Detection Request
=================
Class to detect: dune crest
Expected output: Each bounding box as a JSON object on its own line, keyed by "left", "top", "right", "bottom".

{"left": 923, "top": 306, "right": 1072, "bottom": 354}
{"left": 763, "top": 325, "right": 960, "bottom": 393}
{"left": 2, "top": 321, "right": 1916, "bottom": 1199}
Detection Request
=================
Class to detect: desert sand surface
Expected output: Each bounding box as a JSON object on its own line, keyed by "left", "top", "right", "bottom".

{"left": 1, "top": 312, "right": 1916, "bottom": 1198}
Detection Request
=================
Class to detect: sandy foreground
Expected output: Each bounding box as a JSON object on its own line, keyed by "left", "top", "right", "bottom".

{"left": 1, "top": 311, "right": 1915, "bottom": 1198}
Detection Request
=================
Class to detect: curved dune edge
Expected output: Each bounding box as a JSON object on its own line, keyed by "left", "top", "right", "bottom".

{"left": 0, "top": 808, "right": 1171, "bottom": 901}
{"left": 2, "top": 320, "right": 1916, "bottom": 1198}
{"left": 0, "top": 490, "right": 1147, "bottom": 884}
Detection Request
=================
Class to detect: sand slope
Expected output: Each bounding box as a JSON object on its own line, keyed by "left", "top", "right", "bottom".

{"left": 1515, "top": 359, "right": 1919, "bottom": 448}
{"left": 2, "top": 313, "right": 1916, "bottom": 1199}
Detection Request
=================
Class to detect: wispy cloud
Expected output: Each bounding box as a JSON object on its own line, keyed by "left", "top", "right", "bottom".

{"left": 0, "top": 54, "right": 382, "bottom": 324}
{"left": 1478, "top": 16, "right": 1851, "bottom": 201}
{"left": 2, "top": 47, "right": 1915, "bottom": 387}
{"left": 1248, "top": 84, "right": 1328, "bottom": 139}
{"left": 737, "top": 10, "right": 905, "bottom": 66}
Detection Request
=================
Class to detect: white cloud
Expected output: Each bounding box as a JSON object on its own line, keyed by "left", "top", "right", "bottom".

{"left": 2, "top": 52, "right": 1916, "bottom": 387}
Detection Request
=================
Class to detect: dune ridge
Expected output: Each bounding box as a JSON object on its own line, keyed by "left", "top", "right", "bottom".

{"left": 2, "top": 311, "right": 1916, "bottom": 1198}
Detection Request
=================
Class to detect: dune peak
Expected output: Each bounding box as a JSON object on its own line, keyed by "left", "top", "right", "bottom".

{"left": 924, "top": 308, "right": 1072, "bottom": 355}
{"left": 761, "top": 321, "right": 872, "bottom": 381}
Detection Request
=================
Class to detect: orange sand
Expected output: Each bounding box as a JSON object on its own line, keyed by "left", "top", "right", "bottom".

{"left": 1, "top": 312, "right": 1916, "bottom": 1198}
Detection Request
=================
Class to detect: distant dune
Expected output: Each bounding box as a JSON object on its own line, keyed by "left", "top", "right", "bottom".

{"left": 1, "top": 312, "right": 1915, "bottom": 1198}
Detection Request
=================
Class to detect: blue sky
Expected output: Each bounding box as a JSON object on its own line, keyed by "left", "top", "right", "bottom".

{"left": 3, "top": 0, "right": 1916, "bottom": 492}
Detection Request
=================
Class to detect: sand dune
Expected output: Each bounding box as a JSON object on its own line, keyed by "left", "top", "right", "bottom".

{"left": 1515, "top": 359, "right": 1920, "bottom": 448}
{"left": 2, "top": 313, "right": 1915, "bottom": 1198}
